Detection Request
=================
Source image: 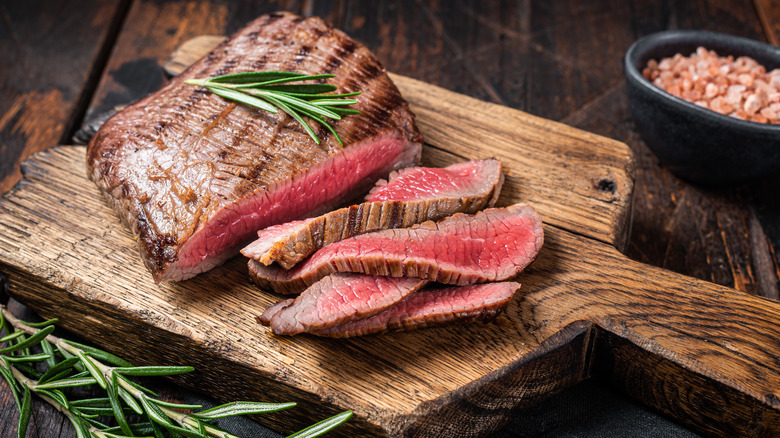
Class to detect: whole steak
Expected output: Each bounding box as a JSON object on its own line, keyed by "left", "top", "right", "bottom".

{"left": 86, "top": 12, "right": 423, "bottom": 282}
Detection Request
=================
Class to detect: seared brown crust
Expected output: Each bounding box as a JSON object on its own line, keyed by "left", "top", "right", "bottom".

{"left": 86, "top": 12, "right": 423, "bottom": 281}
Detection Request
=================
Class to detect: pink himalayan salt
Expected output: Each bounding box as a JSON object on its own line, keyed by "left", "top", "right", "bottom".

{"left": 643, "top": 47, "right": 780, "bottom": 124}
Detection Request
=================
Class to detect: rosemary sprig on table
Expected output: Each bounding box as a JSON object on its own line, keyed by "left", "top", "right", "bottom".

{"left": 185, "top": 71, "right": 361, "bottom": 146}
{"left": 0, "top": 304, "right": 351, "bottom": 438}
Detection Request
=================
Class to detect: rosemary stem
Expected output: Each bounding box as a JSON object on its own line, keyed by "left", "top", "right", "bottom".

{"left": 0, "top": 350, "right": 107, "bottom": 437}
{"left": 1, "top": 306, "right": 41, "bottom": 337}
{"left": 1, "top": 306, "right": 239, "bottom": 437}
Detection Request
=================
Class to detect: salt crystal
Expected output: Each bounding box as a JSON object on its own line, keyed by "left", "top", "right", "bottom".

{"left": 738, "top": 73, "right": 754, "bottom": 87}
{"left": 759, "top": 106, "right": 777, "bottom": 120}
{"left": 744, "top": 94, "right": 761, "bottom": 115}
{"left": 704, "top": 83, "right": 719, "bottom": 98}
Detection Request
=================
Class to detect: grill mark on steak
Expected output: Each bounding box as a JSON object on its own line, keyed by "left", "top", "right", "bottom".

{"left": 242, "top": 160, "right": 504, "bottom": 270}
{"left": 248, "top": 203, "right": 543, "bottom": 293}
{"left": 87, "top": 12, "right": 423, "bottom": 281}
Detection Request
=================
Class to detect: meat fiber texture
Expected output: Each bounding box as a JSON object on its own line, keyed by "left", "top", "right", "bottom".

{"left": 249, "top": 203, "right": 544, "bottom": 294}
{"left": 311, "top": 282, "right": 520, "bottom": 338}
{"left": 259, "top": 274, "right": 517, "bottom": 337}
{"left": 241, "top": 159, "right": 504, "bottom": 269}
{"left": 86, "top": 12, "right": 423, "bottom": 282}
{"left": 258, "top": 273, "right": 428, "bottom": 335}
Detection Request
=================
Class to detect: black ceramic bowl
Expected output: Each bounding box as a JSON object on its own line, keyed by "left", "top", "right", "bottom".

{"left": 624, "top": 30, "right": 780, "bottom": 185}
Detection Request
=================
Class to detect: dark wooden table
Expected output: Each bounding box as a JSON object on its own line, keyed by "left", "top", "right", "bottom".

{"left": 1, "top": 1, "right": 778, "bottom": 436}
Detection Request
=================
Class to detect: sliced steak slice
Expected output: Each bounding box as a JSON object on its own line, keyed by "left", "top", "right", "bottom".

{"left": 310, "top": 282, "right": 520, "bottom": 338}
{"left": 86, "top": 12, "right": 422, "bottom": 282}
{"left": 249, "top": 203, "right": 544, "bottom": 294}
{"left": 242, "top": 159, "right": 503, "bottom": 269}
{"left": 259, "top": 274, "right": 428, "bottom": 335}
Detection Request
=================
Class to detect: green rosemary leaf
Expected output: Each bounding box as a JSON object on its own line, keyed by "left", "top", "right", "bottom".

{"left": 83, "top": 414, "right": 110, "bottom": 427}
{"left": 101, "top": 432, "right": 148, "bottom": 438}
{"left": 39, "top": 357, "right": 80, "bottom": 383}
{"left": 17, "top": 385, "right": 31, "bottom": 438}
{"left": 242, "top": 83, "right": 338, "bottom": 94}
{"left": 0, "top": 330, "right": 25, "bottom": 343}
{"left": 102, "top": 421, "right": 155, "bottom": 435}
{"left": 160, "top": 423, "right": 207, "bottom": 438}
{"left": 193, "top": 400, "right": 297, "bottom": 419}
{"left": 119, "top": 386, "right": 144, "bottom": 415}
{"left": 116, "top": 373, "right": 158, "bottom": 398}
{"left": 140, "top": 395, "right": 174, "bottom": 427}
{"left": 296, "top": 108, "right": 342, "bottom": 146}
{"left": 16, "top": 317, "right": 58, "bottom": 328}
{"left": 205, "top": 71, "right": 308, "bottom": 84}
{"left": 44, "top": 369, "right": 75, "bottom": 385}
{"left": 253, "top": 90, "right": 341, "bottom": 120}
{"left": 0, "top": 359, "right": 21, "bottom": 407}
{"left": 113, "top": 365, "right": 194, "bottom": 377}
{"left": 38, "top": 388, "right": 69, "bottom": 409}
{"left": 68, "top": 414, "right": 91, "bottom": 438}
{"left": 286, "top": 411, "right": 353, "bottom": 438}
{"left": 108, "top": 371, "right": 133, "bottom": 437}
{"left": 69, "top": 397, "right": 111, "bottom": 408}
{"left": 264, "top": 95, "right": 321, "bottom": 144}
{"left": 3, "top": 353, "right": 50, "bottom": 363}
{"left": 72, "top": 405, "right": 115, "bottom": 416}
{"left": 1, "top": 326, "right": 54, "bottom": 353}
{"left": 77, "top": 351, "right": 107, "bottom": 390}
{"left": 13, "top": 363, "right": 43, "bottom": 379}
{"left": 35, "top": 376, "right": 98, "bottom": 390}
{"left": 328, "top": 107, "right": 361, "bottom": 116}
{"left": 70, "top": 370, "right": 91, "bottom": 379}
{"left": 149, "top": 420, "right": 166, "bottom": 438}
{"left": 148, "top": 398, "right": 202, "bottom": 410}
{"left": 207, "top": 85, "right": 278, "bottom": 113}
{"left": 64, "top": 340, "right": 133, "bottom": 367}
{"left": 41, "top": 338, "right": 57, "bottom": 369}
{"left": 230, "top": 73, "right": 335, "bottom": 87}
{"left": 309, "top": 98, "right": 359, "bottom": 106}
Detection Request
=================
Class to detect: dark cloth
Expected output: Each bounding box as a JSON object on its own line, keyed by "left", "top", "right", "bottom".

{"left": 183, "top": 379, "right": 701, "bottom": 437}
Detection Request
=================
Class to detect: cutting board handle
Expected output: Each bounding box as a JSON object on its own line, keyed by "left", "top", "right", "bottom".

{"left": 522, "top": 233, "right": 780, "bottom": 436}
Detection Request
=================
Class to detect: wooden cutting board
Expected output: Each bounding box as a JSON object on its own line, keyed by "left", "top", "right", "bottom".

{"left": 1, "top": 36, "right": 779, "bottom": 437}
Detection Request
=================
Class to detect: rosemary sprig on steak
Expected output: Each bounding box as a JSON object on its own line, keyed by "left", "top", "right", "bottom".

{"left": 185, "top": 71, "right": 360, "bottom": 145}
{"left": 0, "top": 304, "right": 351, "bottom": 437}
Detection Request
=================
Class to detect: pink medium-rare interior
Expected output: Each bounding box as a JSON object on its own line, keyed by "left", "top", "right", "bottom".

{"left": 366, "top": 159, "right": 499, "bottom": 202}
{"left": 251, "top": 204, "right": 544, "bottom": 287}
{"left": 162, "top": 131, "right": 420, "bottom": 281}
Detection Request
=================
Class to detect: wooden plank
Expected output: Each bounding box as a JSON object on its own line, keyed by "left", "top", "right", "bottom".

{"left": 0, "top": 0, "right": 126, "bottom": 194}
{"left": 83, "top": 0, "right": 303, "bottom": 122}
{"left": 1, "top": 146, "right": 778, "bottom": 436}
{"left": 754, "top": 0, "right": 780, "bottom": 46}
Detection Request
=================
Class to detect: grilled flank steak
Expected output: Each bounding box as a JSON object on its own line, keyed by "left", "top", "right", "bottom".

{"left": 87, "top": 12, "right": 422, "bottom": 282}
